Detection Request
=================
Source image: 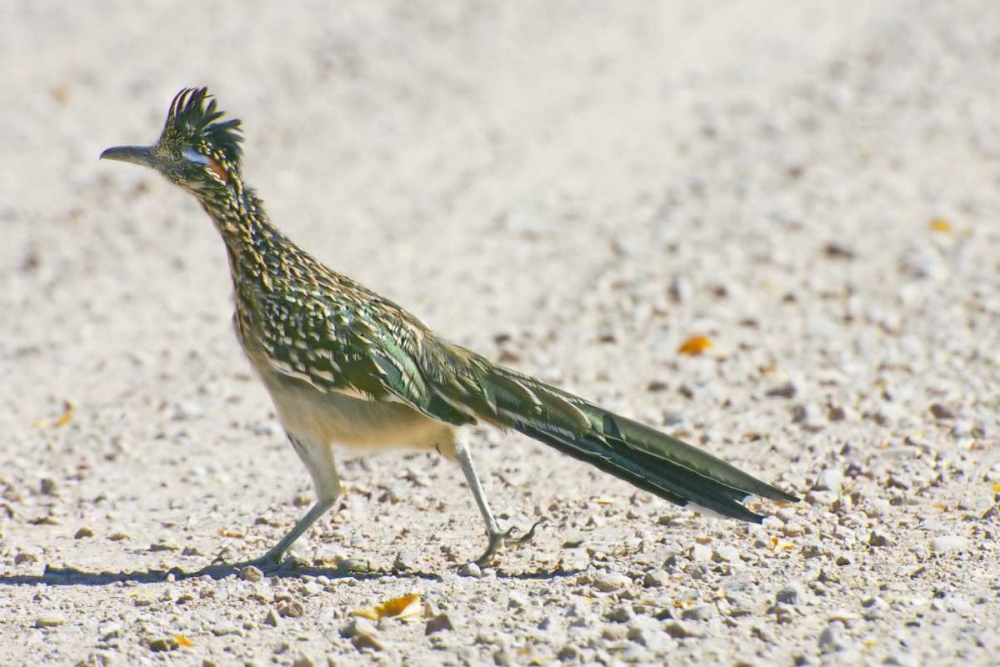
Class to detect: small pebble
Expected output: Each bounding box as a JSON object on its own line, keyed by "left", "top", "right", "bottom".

{"left": 643, "top": 570, "right": 669, "bottom": 588}
{"left": 351, "top": 633, "right": 384, "bottom": 652}
{"left": 663, "top": 621, "right": 697, "bottom": 638}
{"left": 827, "top": 610, "right": 859, "bottom": 624}
{"left": 278, "top": 600, "right": 305, "bottom": 618}
{"left": 35, "top": 616, "right": 67, "bottom": 628}
{"left": 15, "top": 552, "right": 39, "bottom": 565}
{"left": 210, "top": 621, "right": 244, "bottom": 637}
{"left": 818, "top": 621, "right": 846, "bottom": 652}
{"left": 766, "top": 380, "right": 798, "bottom": 399}
{"left": 99, "top": 622, "right": 122, "bottom": 640}
{"left": 457, "top": 562, "right": 482, "bottom": 578}
{"left": 776, "top": 584, "right": 805, "bottom": 606}
{"left": 775, "top": 605, "right": 794, "bottom": 625}
{"left": 240, "top": 565, "right": 264, "bottom": 582}
{"left": 74, "top": 527, "right": 94, "bottom": 539}
{"left": 148, "top": 637, "right": 178, "bottom": 652}
{"left": 869, "top": 531, "right": 894, "bottom": 547}
{"left": 828, "top": 406, "right": 848, "bottom": 421}
{"left": 713, "top": 546, "right": 741, "bottom": 564}
{"left": 606, "top": 605, "right": 633, "bottom": 623}
{"left": 508, "top": 592, "right": 529, "bottom": 610}
{"left": 813, "top": 469, "right": 843, "bottom": 494}
{"left": 172, "top": 400, "right": 205, "bottom": 421}
{"left": 425, "top": 613, "right": 455, "bottom": 635}
{"left": 806, "top": 490, "right": 837, "bottom": 506}
{"left": 592, "top": 571, "right": 630, "bottom": 592}
{"left": 929, "top": 403, "right": 955, "bottom": 420}
{"left": 557, "top": 645, "right": 580, "bottom": 661}
{"left": 392, "top": 549, "right": 415, "bottom": 572}
{"left": 929, "top": 535, "right": 968, "bottom": 553}
{"left": 690, "top": 544, "right": 712, "bottom": 563}
{"left": 291, "top": 657, "right": 315, "bottom": 667}
{"left": 681, "top": 604, "right": 716, "bottom": 621}
{"left": 669, "top": 275, "right": 691, "bottom": 303}
{"left": 341, "top": 618, "right": 378, "bottom": 638}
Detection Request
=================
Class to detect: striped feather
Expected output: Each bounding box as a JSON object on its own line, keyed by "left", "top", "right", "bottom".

{"left": 461, "top": 362, "right": 797, "bottom": 522}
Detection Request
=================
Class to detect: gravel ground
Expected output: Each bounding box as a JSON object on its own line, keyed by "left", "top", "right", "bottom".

{"left": 3, "top": 1, "right": 1000, "bottom": 665}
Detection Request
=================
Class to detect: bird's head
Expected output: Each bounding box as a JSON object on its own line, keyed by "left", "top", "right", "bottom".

{"left": 101, "top": 87, "right": 243, "bottom": 193}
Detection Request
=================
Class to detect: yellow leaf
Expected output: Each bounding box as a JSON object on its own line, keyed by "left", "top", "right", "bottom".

{"left": 678, "top": 335, "right": 712, "bottom": 356}
{"left": 770, "top": 536, "right": 794, "bottom": 551}
{"left": 173, "top": 634, "right": 193, "bottom": 648}
{"left": 929, "top": 218, "right": 952, "bottom": 233}
{"left": 351, "top": 594, "right": 422, "bottom": 622}
{"left": 992, "top": 484, "right": 1000, "bottom": 494}
{"left": 594, "top": 497, "right": 615, "bottom": 505}
{"left": 54, "top": 401, "right": 75, "bottom": 427}
{"left": 32, "top": 401, "right": 75, "bottom": 428}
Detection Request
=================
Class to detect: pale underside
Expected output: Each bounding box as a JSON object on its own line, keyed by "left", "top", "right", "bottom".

{"left": 258, "top": 366, "right": 459, "bottom": 457}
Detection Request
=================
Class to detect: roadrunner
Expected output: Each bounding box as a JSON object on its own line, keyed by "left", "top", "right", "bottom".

{"left": 101, "top": 88, "right": 797, "bottom": 568}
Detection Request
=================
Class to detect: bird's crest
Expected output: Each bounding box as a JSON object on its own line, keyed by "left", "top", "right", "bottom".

{"left": 160, "top": 87, "right": 243, "bottom": 166}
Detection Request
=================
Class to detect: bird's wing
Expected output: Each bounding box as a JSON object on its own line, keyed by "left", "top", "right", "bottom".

{"left": 248, "top": 286, "right": 477, "bottom": 427}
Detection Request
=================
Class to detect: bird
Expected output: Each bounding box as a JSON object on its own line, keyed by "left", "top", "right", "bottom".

{"left": 100, "top": 87, "right": 798, "bottom": 569}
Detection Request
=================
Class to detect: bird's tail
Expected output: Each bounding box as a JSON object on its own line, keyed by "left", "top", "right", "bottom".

{"left": 476, "top": 364, "right": 798, "bottom": 522}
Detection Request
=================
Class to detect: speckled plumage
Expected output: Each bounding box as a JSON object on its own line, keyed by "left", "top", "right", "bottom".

{"left": 102, "top": 87, "right": 797, "bottom": 568}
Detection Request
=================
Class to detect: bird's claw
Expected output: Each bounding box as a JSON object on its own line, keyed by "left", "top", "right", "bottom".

{"left": 243, "top": 554, "right": 285, "bottom": 573}
{"left": 473, "top": 518, "right": 546, "bottom": 567}
{"left": 233, "top": 547, "right": 303, "bottom": 574}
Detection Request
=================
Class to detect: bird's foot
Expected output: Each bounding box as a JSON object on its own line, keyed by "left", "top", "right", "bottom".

{"left": 473, "top": 518, "right": 545, "bottom": 568}
{"left": 234, "top": 547, "right": 303, "bottom": 574}
{"left": 243, "top": 554, "right": 284, "bottom": 573}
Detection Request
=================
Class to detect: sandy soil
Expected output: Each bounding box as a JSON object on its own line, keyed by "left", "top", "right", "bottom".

{"left": 2, "top": 1, "right": 1000, "bottom": 665}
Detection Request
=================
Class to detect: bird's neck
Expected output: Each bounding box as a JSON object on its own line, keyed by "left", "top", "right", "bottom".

{"left": 193, "top": 175, "right": 291, "bottom": 290}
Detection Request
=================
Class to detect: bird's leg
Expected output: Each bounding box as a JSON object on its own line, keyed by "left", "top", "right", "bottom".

{"left": 247, "top": 434, "right": 340, "bottom": 571}
{"left": 452, "top": 437, "right": 543, "bottom": 567}
{"left": 250, "top": 497, "right": 336, "bottom": 569}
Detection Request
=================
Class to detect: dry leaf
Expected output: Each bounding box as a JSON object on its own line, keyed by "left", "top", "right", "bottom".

{"left": 173, "top": 634, "right": 193, "bottom": 648}
{"left": 770, "top": 536, "right": 794, "bottom": 551}
{"left": 678, "top": 335, "right": 712, "bottom": 356}
{"left": 929, "top": 218, "right": 952, "bottom": 233}
{"left": 54, "top": 401, "right": 75, "bottom": 427}
{"left": 31, "top": 400, "right": 75, "bottom": 428}
{"left": 351, "top": 593, "right": 422, "bottom": 622}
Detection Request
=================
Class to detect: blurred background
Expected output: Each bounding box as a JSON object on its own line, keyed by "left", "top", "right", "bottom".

{"left": 1, "top": 1, "right": 999, "bottom": 664}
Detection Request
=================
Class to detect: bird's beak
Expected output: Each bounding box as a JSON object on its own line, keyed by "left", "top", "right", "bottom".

{"left": 100, "top": 145, "right": 157, "bottom": 168}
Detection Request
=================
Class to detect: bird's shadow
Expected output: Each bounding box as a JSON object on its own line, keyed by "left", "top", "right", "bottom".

{"left": 0, "top": 561, "right": 582, "bottom": 587}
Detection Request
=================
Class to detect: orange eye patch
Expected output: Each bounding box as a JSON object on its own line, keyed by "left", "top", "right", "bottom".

{"left": 181, "top": 147, "right": 228, "bottom": 182}
{"left": 207, "top": 156, "right": 228, "bottom": 182}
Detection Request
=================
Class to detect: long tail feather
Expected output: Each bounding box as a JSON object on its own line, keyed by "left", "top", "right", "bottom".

{"left": 480, "top": 365, "right": 798, "bottom": 522}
